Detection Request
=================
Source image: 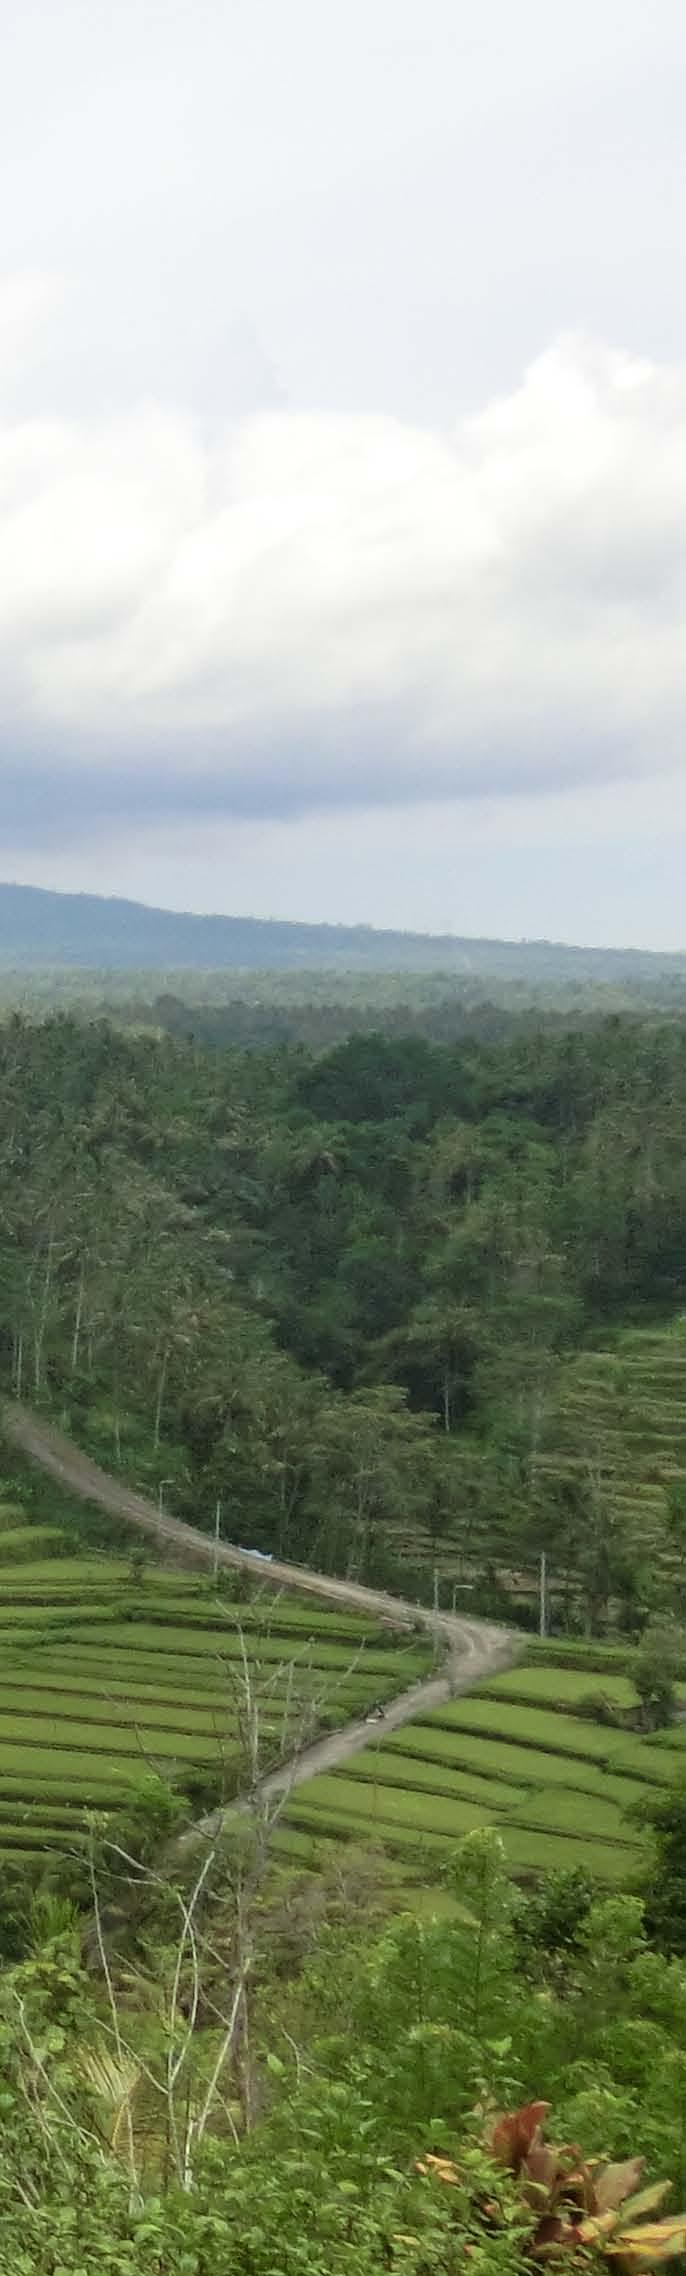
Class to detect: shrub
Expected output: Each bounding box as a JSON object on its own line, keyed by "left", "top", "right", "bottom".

{"left": 419, "top": 2100, "right": 686, "bottom": 2267}
{"left": 635, "top": 1626, "right": 682, "bottom": 1732}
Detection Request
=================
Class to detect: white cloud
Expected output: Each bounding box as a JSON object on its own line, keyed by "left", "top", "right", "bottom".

{"left": 1, "top": 332, "right": 686, "bottom": 832}
{"left": 0, "top": 274, "right": 65, "bottom": 382}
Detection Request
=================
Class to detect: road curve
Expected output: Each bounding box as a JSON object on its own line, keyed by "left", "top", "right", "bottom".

{"left": 256, "top": 1617, "right": 513, "bottom": 1819}
{"left": 1, "top": 1400, "right": 519, "bottom": 1812}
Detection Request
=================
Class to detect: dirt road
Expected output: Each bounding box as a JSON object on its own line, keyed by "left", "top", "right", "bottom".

{"left": 257, "top": 1617, "right": 513, "bottom": 1816}
{"left": 1, "top": 1400, "right": 518, "bottom": 1811}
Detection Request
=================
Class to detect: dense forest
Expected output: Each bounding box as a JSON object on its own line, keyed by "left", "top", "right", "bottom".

{"left": 2, "top": 1007, "right": 686, "bottom": 1623}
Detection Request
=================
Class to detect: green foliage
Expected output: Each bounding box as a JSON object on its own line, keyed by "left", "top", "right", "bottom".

{"left": 640, "top": 1780, "right": 686, "bottom": 1953}
{"left": 634, "top": 1628, "right": 682, "bottom": 1732}
{"left": 513, "top": 1865, "right": 598, "bottom": 1983}
{"left": 0, "top": 1828, "right": 686, "bottom": 2271}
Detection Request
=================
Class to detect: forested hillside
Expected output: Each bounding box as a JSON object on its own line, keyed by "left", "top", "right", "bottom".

{"left": 6, "top": 877, "right": 686, "bottom": 987}
{"left": 3, "top": 1009, "right": 686, "bottom": 1625}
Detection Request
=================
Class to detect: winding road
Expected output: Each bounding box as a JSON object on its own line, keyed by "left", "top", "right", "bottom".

{"left": 1, "top": 1400, "right": 518, "bottom": 1809}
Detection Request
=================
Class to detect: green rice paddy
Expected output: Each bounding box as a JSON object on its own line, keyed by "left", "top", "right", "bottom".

{"left": 283, "top": 1641, "right": 683, "bottom": 1884}
{"left": 0, "top": 1488, "right": 431, "bottom": 1865}
{"left": 0, "top": 1458, "right": 682, "bottom": 1895}
{"left": 382, "top": 1321, "right": 686, "bottom": 1613}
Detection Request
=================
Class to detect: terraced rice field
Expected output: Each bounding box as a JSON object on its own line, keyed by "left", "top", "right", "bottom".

{"left": 535, "top": 1322, "right": 686, "bottom": 1580}
{"left": 384, "top": 1321, "right": 686, "bottom": 1603}
{"left": 0, "top": 1494, "right": 430, "bottom": 1866}
{"left": 283, "top": 1639, "right": 679, "bottom": 1883}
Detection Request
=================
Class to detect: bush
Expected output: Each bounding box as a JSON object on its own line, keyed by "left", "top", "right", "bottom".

{"left": 514, "top": 1865, "right": 598, "bottom": 1983}
{"left": 635, "top": 1625, "right": 682, "bottom": 1731}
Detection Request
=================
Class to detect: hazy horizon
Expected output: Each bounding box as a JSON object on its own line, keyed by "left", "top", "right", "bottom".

{"left": 2, "top": 874, "right": 685, "bottom": 961}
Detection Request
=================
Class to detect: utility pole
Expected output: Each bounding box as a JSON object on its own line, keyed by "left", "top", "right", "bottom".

{"left": 539, "top": 1550, "right": 547, "bottom": 1639}
{"left": 213, "top": 1498, "right": 222, "bottom": 1584}
{"left": 157, "top": 1478, "right": 173, "bottom": 1551}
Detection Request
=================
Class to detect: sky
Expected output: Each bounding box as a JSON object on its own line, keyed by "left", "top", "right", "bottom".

{"left": 2, "top": 0, "right": 686, "bottom": 948}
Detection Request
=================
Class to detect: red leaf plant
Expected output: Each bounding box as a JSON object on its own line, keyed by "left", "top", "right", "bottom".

{"left": 417, "top": 2101, "right": 686, "bottom": 2269}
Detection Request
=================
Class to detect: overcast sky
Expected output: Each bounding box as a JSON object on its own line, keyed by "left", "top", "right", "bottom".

{"left": 3, "top": 0, "right": 686, "bottom": 947}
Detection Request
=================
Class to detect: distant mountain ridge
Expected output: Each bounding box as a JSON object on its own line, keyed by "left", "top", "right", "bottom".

{"left": 0, "top": 880, "right": 682, "bottom": 978}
